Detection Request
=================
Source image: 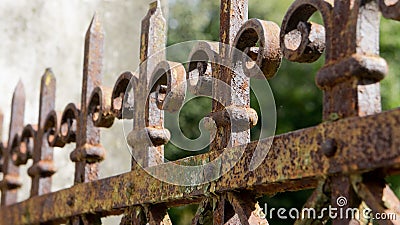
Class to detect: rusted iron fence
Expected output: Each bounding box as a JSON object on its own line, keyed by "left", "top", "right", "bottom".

{"left": 1, "top": 0, "right": 400, "bottom": 224}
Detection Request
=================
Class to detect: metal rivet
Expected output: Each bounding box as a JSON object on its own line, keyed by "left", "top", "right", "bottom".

{"left": 322, "top": 138, "right": 337, "bottom": 157}
{"left": 67, "top": 195, "right": 75, "bottom": 207}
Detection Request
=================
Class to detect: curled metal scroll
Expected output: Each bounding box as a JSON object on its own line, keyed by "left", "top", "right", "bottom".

{"left": 88, "top": 86, "right": 114, "bottom": 128}
{"left": 187, "top": 41, "right": 219, "bottom": 95}
{"left": 60, "top": 103, "right": 80, "bottom": 144}
{"left": 379, "top": 0, "right": 400, "bottom": 20}
{"left": 11, "top": 125, "right": 35, "bottom": 166}
{"left": 112, "top": 72, "right": 136, "bottom": 119}
{"left": 149, "top": 60, "right": 186, "bottom": 113}
{"left": 233, "top": 18, "right": 282, "bottom": 79}
{"left": 45, "top": 110, "right": 63, "bottom": 148}
{"left": 280, "top": 0, "right": 333, "bottom": 63}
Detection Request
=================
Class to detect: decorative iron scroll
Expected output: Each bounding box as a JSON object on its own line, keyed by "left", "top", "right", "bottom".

{"left": 1, "top": 0, "right": 400, "bottom": 224}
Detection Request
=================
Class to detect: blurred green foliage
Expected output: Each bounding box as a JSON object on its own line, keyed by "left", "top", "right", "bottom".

{"left": 165, "top": 0, "right": 400, "bottom": 224}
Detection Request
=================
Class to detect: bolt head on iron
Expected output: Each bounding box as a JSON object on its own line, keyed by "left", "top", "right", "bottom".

{"left": 322, "top": 138, "right": 337, "bottom": 157}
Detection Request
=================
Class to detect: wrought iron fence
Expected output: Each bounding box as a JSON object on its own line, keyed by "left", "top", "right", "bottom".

{"left": 0, "top": 0, "right": 400, "bottom": 224}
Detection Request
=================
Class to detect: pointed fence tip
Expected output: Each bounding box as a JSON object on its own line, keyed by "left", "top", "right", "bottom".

{"left": 15, "top": 79, "right": 25, "bottom": 92}
{"left": 43, "top": 68, "right": 55, "bottom": 78}
{"left": 41, "top": 68, "right": 56, "bottom": 87}
{"left": 86, "top": 12, "right": 104, "bottom": 36}
{"left": 45, "top": 67, "right": 53, "bottom": 73}
{"left": 13, "top": 79, "right": 25, "bottom": 101}
{"left": 150, "top": 0, "right": 161, "bottom": 8}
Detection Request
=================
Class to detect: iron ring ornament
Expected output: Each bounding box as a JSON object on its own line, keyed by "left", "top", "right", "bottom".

{"left": 379, "top": 0, "right": 400, "bottom": 20}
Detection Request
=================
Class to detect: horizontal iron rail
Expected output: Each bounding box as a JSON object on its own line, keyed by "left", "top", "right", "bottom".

{"left": 1, "top": 107, "right": 400, "bottom": 224}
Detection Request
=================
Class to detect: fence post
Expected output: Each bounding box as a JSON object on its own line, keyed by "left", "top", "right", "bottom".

{"left": 280, "top": 0, "right": 389, "bottom": 223}
{"left": 131, "top": 0, "right": 167, "bottom": 168}
{"left": 319, "top": 1, "right": 384, "bottom": 224}
{"left": 70, "top": 14, "right": 105, "bottom": 184}
{"left": 190, "top": 0, "right": 268, "bottom": 224}
{"left": 68, "top": 14, "right": 105, "bottom": 225}
{"left": 28, "top": 69, "right": 57, "bottom": 197}
{"left": 122, "top": 1, "right": 172, "bottom": 224}
{"left": 0, "top": 81, "right": 25, "bottom": 206}
{"left": 211, "top": 0, "right": 249, "bottom": 150}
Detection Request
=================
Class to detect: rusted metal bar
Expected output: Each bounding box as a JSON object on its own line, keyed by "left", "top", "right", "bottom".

{"left": 70, "top": 13, "right": 105, "bottom": 183}
{"left": 281, "top": 0, "right": 391, "bottom": 224}
{"left": 1, "top": 0, "right": 400, "bottom": 224}
{"left": 0, "top": 81, "right": 25, "bottom": 206}
{"left": 192, "top": 199, "right": 213, "bottom": 225}
{"left": 122, "top": 1, "right": 170, "bottom": 224}
{"left": 28, "top": 69, "right": 57, "bottom": 197}
{"left": 211, "top": 0, "right": 251, "bottom": 223}
{"left": 213, "top": 196, "right": 238, "bottom": 224}
{"left": 322, "top": 0, "right": 383, "bottom": 224}
{"left": 3, "top": 107, "right": 400, "bottom": 224}
{"left": 212, "top": 0, "right": 248, "bottom": 151}
{"left": 68, "top": 14, "right": 105, "bottom": 225}
{"left": 129, "top": 0, "right": 167, "bottom": 168}
{"left": 209, "top": 1, "right": 278, "bottom": 223}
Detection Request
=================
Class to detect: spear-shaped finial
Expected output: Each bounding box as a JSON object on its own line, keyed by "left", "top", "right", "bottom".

{"left": 140, "top": 0, "right": 166, "bottom": 80}
{"left": 131, "top": 0, "right": 167, "bottom": 167}
{"left": 68, "top": 14, "right": 105, "bottom": 225}
{"left": 28, "top": 68, "right": 56, "bottom": 197}
{"left": 83, "top": 13, "right": 104, "bottom": 104}
{"left": 70, "top": 13, "right": 105, "bottom": 185}
{"left": 1, "top": 80, "right": 25, "bottom": 206}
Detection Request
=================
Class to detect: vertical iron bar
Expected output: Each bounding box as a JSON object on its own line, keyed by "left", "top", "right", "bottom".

{"left": 122, "top": 1, "right": 170, "bottom": 224}
{"left": 211, "top": 0, "right": 249, "bottom": 151}
{"left": 71, "top": 13, "right": 105, "bottom": 184}
{"left": 69, "top": 14, "right": 105, "bottom": 225}
{"left": 317, "top": 0, "right": 383, "bottom": 224}
{"left": 133, "top": 0, "right": 167, "bottom": 168}
{"left": 205, "top": 1, "right": 266, "bottom": 224}
{"left": 1, "top": 81, "right": 25, "bottom": 206}
{"left": 28, "top": 69, "right": 56, "bottom": 197}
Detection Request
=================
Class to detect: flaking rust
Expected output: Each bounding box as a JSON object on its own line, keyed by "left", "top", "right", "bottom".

{"left": 0, "top": 0, "right": 400, "bottom": 224}
{"left": 3, "top": 108, "right": 400, "bottom": 224}
{"left": 70, "top": 13, "right": 106, "bottom": 183}
{"left": 68, "top": 14, "right": 105, "bottom": 225}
